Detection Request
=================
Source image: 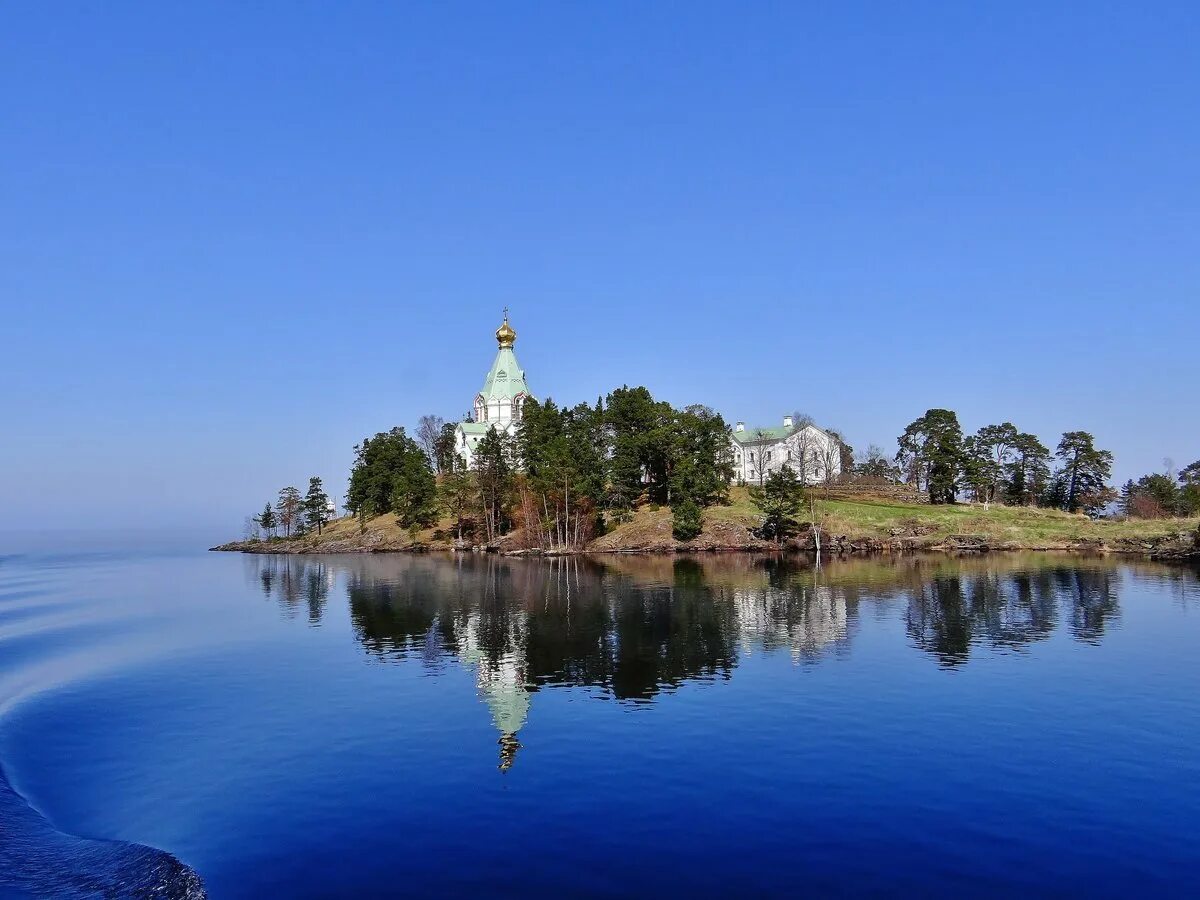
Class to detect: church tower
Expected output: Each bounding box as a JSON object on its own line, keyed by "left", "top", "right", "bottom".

{"left": 455, "top": 311, "right": 533, "bottom": 467}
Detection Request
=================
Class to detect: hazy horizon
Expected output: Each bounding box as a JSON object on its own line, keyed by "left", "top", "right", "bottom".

{"left": 3, "top": 3, "right": 1197, "bottom": 534}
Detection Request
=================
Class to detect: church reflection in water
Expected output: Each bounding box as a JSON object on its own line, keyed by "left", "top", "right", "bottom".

{"left": 248, "top": 552, "right": 1185, "bottom": 770}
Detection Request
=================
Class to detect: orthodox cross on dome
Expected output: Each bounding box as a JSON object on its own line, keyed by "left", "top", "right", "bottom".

{"left": 496, "top": 308, "right": 517, "bottom": 348}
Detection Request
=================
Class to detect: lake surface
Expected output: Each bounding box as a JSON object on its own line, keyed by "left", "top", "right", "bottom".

{"left": 1, "top": 550, "right": 1198, "bottom": 898}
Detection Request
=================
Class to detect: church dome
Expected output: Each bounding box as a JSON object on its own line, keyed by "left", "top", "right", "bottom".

{"left": 496, "top": 316, "right": 516, "bottom": 348}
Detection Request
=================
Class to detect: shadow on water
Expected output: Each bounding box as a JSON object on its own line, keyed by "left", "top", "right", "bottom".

{"left": 251, "top": 552, "right": 1199, "bottom": 769}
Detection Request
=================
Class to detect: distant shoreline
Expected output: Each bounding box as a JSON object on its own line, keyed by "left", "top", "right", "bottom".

{"left": 215, "top": 488, "right": 1200, "bottom": 561}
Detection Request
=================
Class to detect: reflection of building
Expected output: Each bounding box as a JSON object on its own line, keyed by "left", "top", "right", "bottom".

{"left": 453, "top": 609, "right": 532, "bottom": 772}
{"left": 732, "top": 584, "right": 849, "bottom": 662}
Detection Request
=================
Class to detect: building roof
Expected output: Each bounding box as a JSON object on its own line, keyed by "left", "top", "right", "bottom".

{"left": 732, "top": 425, "right": 795, "bottom": 445}
{"left": 731, "top": 423, "right": 831, "bottom": 446}
{"left": 479, "top": 345, "right": 530, "bottom": 403}
{"left": 458, "top": 422, "right": 491, "bottom": 435}
{"left": 477, "top": 314, "right": 532, "bottom": 403}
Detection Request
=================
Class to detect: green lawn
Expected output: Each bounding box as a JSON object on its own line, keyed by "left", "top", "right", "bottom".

{"left": 715, "top": 486, "right": 1198, "bottom": 546}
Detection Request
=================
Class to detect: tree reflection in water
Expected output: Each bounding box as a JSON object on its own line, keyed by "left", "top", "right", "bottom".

{"left": 248, "top": 552, "right": 1192, "bottom": 767}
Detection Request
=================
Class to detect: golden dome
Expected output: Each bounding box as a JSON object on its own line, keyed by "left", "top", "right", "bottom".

{"left": 496, "top": 314, "right": 516, "bottom": 348}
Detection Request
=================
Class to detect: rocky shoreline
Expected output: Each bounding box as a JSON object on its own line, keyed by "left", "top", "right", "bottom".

{"left": 211, "top": 526, "right": 1200, "bottom": 561}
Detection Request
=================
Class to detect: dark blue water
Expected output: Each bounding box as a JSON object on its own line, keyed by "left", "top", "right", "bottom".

{"left": 1, "top": 551, "right": 1198, "bottom": 898}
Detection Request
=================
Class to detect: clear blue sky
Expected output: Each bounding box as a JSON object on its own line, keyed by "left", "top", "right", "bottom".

{"left": 2, "top": 2, "right": 1197, "bottom": 535}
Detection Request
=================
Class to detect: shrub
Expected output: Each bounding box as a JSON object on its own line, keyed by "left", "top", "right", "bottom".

{"left": 672, "top": 499, "right": 703, "bottom": 541}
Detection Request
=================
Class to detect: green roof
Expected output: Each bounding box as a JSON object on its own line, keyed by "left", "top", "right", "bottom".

{"left": 458, "top": 422, "right": 490, "bottom": 435}
{"left": 732, "top": 425, "right": 795, "bottom": 445}
{"left": 479, "top": 346, "right": 531, "bottom": 403}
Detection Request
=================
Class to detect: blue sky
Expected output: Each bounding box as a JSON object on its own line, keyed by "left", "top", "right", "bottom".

{"left": 2, "top": 2, "right": 1197, "bottom": 535}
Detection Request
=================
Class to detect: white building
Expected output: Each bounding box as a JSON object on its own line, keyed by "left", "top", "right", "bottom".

{"left": 729, "top": 415, "right": 842, "bottom": 485}
{"left": 455, "top": 313, "right": 533, "bottom": 469}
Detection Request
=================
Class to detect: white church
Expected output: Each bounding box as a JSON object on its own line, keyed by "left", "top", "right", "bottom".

{"left": 454, "top": 312, "right": 532, "bottom": 468}
{"left": 454, "top": 313, "right": 840, "bottom": 484}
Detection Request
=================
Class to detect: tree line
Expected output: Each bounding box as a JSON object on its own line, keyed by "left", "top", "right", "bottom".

{"left": 345, "top": 386, "right": 734, "bottom": 549}
{"left": 892, "top": 409, "right": 1121, "bottom": 514}
{"left": 247, "top": 477, "right": 332, "bottom": 540}
{"left": 246, "top": 399, "right": 1195, "bottom": 545}
{"left": 1120, "top": 461, "right": 1200, "bottom": 518}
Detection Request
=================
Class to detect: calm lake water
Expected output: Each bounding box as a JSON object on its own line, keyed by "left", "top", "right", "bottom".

{"left": 1, "top": 550, "right": 1198, "bottom": 898}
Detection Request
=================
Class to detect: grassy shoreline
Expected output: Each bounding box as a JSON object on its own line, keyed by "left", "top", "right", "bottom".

{"left": 214, "top": 488, "right": 1200, "bottom": 559}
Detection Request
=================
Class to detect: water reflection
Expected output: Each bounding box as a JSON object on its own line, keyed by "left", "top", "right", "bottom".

{"left": 249, "top": 553, "right": 1198, "bottom": 768}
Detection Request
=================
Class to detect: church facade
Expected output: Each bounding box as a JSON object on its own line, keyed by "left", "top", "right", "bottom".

{"left": 729, "top": 415, "right": 842, "bottom": 485}
{"left": 454, "top": 313, "right": 532, "bottom": 469}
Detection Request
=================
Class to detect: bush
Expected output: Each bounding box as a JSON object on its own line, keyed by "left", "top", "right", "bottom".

{"left": 672, "top": 499, "right": 703, "bottom": 541}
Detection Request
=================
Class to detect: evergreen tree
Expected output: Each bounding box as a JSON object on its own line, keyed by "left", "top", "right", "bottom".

{"left": 1119, "top": 479, "right": 1138, "bottom": 517}
{"left": 1180, "top": 460, "right": 1200, "bottom": 488}
{"left": 1137, "top": 473, "right": 1181, "bottom": 516}
{"left": 963, "top": 423, "right": 1018, "bottom": 504}
{"left": 391, "top": 442, "right": 438, "bottom": 528}
{"left": 346, "top": 427, "right": 425, "bottom": 518}
{"left": 304, "top": 476, "right": 331, "bottom": 534}
{"left": 256, "top": 501, "right": 277, "bottom": 539}
{"left": 604, "top": 385, "right": 667, "bottom": 511}
{"left": 434, "top": 422, "right": 459, "bottom": 474}
{"left": 1052, "top": 431, "right": 1115, "bottom": 514}
{"left": 856, "top": 444, "right": 897, "bottom": 481}
{"left": 515, "top": 398, "right": 607, "bottom": 549}
{"left": 897, "top": 409, "right": 964, "bottom": 504}
{"left": 439, "top": 455, "right": 476, "bottom": 542}
{"left": 1004, "top": 432, "right": 1051, "bottom": 506}
{"left": 667, "top": 405, "right": 734, "bottom": 508}
{"left": 825, "top": 429, "right": 855, "bottom": 481}
{"left": 749, "top": 464, "right": 805, "bottom": 544}
{"left": 671, "top": 498, "right": 704, "bottom": 541}
{"left": 275, "top": 486, "right": 303, "bottom": 538}
{"left": 473, "top": 428, "right": 515, "bottom": 543}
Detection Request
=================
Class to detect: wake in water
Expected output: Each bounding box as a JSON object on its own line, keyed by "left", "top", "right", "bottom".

{"left": 0, "top": 767, "right": 206, "bottom": 899}
{"left": 0, "top": 555, "right": 206, "bottom": 898}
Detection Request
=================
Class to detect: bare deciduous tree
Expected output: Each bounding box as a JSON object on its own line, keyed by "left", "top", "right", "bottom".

{"left": 416, "top": 414, "right": 445, "bottom": 467}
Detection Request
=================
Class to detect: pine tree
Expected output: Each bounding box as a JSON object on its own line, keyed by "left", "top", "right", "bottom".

{"left": 304, "top": 477, "right": 331, "bottom": 534}
{"left": 1004, "top": 433, "right": 1051, "bottom": 506}
{"left": 672, "top": 498, "right": 704, "bottom": 541}
{"left": 275, "top": 486, "right": 303, "bottom": 538}
{"left": 440, "top": 455, "right": 477, "bottom": 542}
{"left": 257, "top": 502, "right": 278, "bottom": 539}
{"left": 434, "top": 422, "right": 459, "bottom": 474}
{"left": 391, "top": 443, "right": 437, "bottom": 528}
{"left": 1053, "top": 432, "right": 1115, "bottom": 514}
{"left": 897, "top": 409, "right": 964, "bottom": 504}
{"left": 473, "top": 428, "right": 514, "bottom": 543}
{"left": 749, "top": 464, "right": 805, "bottom": 544}
{"left": 963, "top": 423, "right": 1018, "bottom": 505}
